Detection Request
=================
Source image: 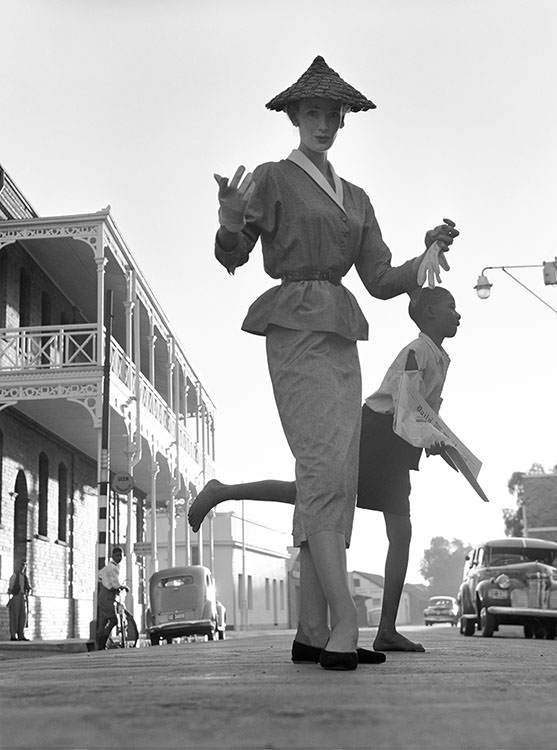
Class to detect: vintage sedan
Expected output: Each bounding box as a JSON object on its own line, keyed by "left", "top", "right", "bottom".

{"left": 457, "top": 537, "right": 557, "bottom": 638}
{"left": 146, "top": 565, "right": 225, "bottom": 645}
{"left": 424, "top": 596, "right": 459, "bottom": 626}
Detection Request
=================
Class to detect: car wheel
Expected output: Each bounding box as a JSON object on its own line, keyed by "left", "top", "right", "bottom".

{"left": 534, "top": 624, "right": 546, "bottom": 639}
{"left": 165, "top": 637, "right": 173, "bottom": 645}
{"left": 149, "top": 633, "right": 159, "bottom": 646}
{"left": 461, "top": 616, "right": 476, "bottom": 636}
{"left": 480, "top": 608, "right": 495, "bottom": 638}
{"left": 523, "top": 624, "right": 533, "bottom": 639}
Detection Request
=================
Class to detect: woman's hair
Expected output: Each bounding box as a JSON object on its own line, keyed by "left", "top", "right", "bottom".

{"left": 408, "top": 287, "right": 452, "bottom": 326}
{"left": 286, "top": 102, "right": 300, "bottom": 126}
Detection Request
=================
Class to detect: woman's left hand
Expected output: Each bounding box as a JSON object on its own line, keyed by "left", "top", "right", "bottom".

{"left": 418, "top": 218, "right": 459, "bottom": 287}
{"left": 424, "top": 218, "right": 459, "bottom": 252}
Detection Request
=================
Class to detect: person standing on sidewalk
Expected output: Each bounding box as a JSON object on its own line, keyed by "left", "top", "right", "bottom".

{"left": 7, "top": 559, "right": 31, "bottom": 641}
{"left": 212, "top": 56, "right": 458, "bottom": 670}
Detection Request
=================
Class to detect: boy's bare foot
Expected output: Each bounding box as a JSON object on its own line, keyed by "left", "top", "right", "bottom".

{"left": 188, "top": 479, "right": 224, "bottom": 532}
{"left": 373, "top": 632, "right": 425, "bottom": 652}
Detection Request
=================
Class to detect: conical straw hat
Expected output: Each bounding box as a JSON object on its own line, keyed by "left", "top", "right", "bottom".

{"left": 266, "top": 56, "right": 376, "bottom": 112}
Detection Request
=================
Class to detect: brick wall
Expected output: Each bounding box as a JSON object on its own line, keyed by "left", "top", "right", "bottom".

{"left": 1, "top": 243, "right": 88, "bottom": 330}
{"left": 0, "top": 408, "right": 97, "bottom": 640}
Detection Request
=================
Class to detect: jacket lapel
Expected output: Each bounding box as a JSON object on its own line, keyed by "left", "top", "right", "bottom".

{"left": 287, "top": 149, "right": 346, "bottom": 214}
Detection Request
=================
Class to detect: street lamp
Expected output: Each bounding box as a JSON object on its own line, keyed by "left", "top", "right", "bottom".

{"left": 474, "top": 259, "right": 557, "bottom": 314}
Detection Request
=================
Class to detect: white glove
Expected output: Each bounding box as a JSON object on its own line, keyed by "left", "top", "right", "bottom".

{"left": 214, "top": 165, "right": 256, "bottom": 233}
{"left": 417, "top": 240, "right": 451, "bottom": 288}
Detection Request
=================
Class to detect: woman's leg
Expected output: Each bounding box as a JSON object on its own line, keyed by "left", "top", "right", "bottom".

{"left": 188, "top": 479, "right": 296, "bottom": 532}
{"left": 307, "top": 530, "right": 358, "bottom": 653}
{"left": 372, "top": 512, "right": 425, "bottom": 652}
{"left": 295, "top": 542, "right": 330, "bottom": 648}
{"left": 265, "top": 327, "right": 361, "bottom": 660}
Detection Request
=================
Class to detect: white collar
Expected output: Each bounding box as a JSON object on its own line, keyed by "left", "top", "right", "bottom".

{"left": 287, "top": 149, "right": 345, "bottom": 214}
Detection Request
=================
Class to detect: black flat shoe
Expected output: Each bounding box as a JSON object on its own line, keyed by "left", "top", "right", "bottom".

{"left": 292, "top": 640, "right": 386, "bottom": 665}
{"left": 357, "top": 647, "right": 386, "bottom": 664}
{"left": 319, "top": 649, "right": 358, "bottom": 671}
{"left": 291, "top": 640, "right": 320, "bottom": 663}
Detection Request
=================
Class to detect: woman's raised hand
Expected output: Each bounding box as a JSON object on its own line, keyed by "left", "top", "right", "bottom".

{"left": 418, "top": 218, "right": 459, "bottom": 287}
{"left": 214, "top": 165, "right": 256, "bottom": 233}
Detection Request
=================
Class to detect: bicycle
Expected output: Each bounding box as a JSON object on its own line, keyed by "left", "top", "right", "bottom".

{"left": 104, "top": 588, "right": 139, "bottom": 649}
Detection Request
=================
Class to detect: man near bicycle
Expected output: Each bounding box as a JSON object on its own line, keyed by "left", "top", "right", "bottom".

{"left": 96, "top": 545, "right": 128, "bottom": 650}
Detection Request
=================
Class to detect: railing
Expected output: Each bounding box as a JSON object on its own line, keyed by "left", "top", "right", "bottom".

{"left": 0, "top": 325, "right": 209, "bottom": 467}
{"left": 0, "top": 324, "right": 97, "bottom": 371}
{"left": 110, "top": 339, "right": 200, "bottom": 463}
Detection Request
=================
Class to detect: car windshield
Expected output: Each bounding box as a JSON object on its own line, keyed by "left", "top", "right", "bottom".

{"left": 485, "top": 547, "right": 557, "bottom": 566}
{"left": 430, "top": 598, "right": 453, "bottom": 607}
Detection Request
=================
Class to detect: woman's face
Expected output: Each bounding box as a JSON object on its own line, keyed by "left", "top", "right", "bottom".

{"left": 295, "top": 98, "right": 343, "bottom": 154}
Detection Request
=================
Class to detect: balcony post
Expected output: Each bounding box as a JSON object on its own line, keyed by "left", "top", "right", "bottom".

{"left": 151, "top": 457, "right": 160, "bottom": 575}
{"left": 124, "top": 266, "right": 134, "bottom": 358}
{"left": 95, "top": 256, "right": 107, "bottom": 367}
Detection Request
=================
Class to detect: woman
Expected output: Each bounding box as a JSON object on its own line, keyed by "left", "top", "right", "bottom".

{"left": 212, "top": 56, "right": 458, "bottom": 670}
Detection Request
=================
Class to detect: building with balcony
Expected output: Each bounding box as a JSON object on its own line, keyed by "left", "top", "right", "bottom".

{"left": 0, "top": 164, "right": 216, "bottom": 639}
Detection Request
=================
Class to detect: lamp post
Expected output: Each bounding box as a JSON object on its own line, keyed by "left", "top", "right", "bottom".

{"left": 474, "top": 259, "right": 557, "bottom": 314}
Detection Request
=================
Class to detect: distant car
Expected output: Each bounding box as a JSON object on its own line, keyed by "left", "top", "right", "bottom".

{"left": 457, "top": 537, "right": 557, "bottom": 638}
{"left": 424, "top": 596, "right": 459, "bottom": 626}
{"left": 146, "top": 565, "right": 224, "bottom": 645}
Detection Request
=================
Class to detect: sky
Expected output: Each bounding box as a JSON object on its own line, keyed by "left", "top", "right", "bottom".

{"left": 1, "top": 0, "right": 556, "bottom": 583}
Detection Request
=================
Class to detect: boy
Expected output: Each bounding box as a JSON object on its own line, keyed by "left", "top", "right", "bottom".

{"left": 188, "top": 286, "right": 460, "bottom": 656}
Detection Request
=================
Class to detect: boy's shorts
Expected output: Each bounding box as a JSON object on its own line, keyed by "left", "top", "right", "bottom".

{"left": 357, "top": 405, "right": 422, "bottom": 517}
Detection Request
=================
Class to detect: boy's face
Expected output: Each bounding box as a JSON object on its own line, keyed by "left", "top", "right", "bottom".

{"left": 432, "top": 293, "right": 461, "bottom": 338}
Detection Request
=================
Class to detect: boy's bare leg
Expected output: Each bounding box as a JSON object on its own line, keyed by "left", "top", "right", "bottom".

{"left": 295, "top": 543, "right": 330, "bottom": 648}
{"left": 188, "top": 479, "right": 295, "bottom": 532}
{"left": 373, "top": 513, "right": 425, "bottom": 652}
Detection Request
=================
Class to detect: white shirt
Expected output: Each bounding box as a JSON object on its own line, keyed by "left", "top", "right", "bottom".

{"left": 98, "top": 559, "right": 121, "bottom": 590}
{"left": 365, "top": 332, "right": 450, "bottom": 415}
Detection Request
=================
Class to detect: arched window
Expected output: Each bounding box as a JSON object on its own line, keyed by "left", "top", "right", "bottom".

{"left": 38, "top": 452, "right": 49, "bottom": 537}
{"left": 58, "top": 463, "right": 68, "bottom": 542}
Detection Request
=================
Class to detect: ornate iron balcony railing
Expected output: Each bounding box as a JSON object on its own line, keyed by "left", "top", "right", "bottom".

{"left": 0, "top": 323, "right": 97, "bottom": 370}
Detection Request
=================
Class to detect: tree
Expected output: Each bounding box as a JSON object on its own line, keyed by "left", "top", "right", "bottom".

{"left": 502, "top": 507, "right": 523, "bottom": 537}
{"left": 503, "top": 471, "right": 525, "bottom": 537}
{"left": 419, "top": 537, "right": 471, "bottom": 595}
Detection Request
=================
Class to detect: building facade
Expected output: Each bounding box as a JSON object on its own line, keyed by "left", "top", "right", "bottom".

{"left": 349, "top": 570, "right": 429, "bottom": 626}
{"left": 0, "top": 164, "right": 216, "bottom": 639}
{"left": 520, "top": 467, "right": 557, "bottom": 543}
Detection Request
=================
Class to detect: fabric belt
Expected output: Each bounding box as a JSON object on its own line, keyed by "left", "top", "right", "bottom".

{"left": 281, "top": 269, "right": 343, "bottom": 286}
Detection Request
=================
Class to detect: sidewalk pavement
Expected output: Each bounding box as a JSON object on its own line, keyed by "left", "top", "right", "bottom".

{"left": 1, "top": 625, "right": 556, "bottom": 749}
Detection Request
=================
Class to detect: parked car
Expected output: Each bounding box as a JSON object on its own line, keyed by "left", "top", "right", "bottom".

{"left": 424, "top": 595, "right": 459, "bottom": 626}
{"left": 457, "top": 537, "right": 557, "bottom": 638}
{"left": 146, "top": 565, "right": 225, "bottom": 645}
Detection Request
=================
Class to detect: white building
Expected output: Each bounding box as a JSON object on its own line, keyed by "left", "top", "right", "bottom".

{"left": 151, "top": 509, "right": 291, "bottom": 630}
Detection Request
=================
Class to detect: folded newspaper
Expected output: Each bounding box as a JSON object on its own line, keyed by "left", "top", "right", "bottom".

{"left": 394, "top": 368, "right": 489, "bottom": 503}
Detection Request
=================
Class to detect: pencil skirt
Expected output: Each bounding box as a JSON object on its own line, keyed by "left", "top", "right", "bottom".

{"left": 265, "top": 325, "right": 362, "bottom": 547}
